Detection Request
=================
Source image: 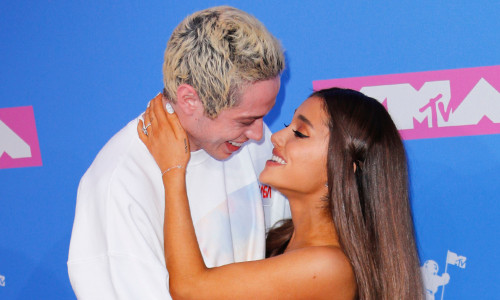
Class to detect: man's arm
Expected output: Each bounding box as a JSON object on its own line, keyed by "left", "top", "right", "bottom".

{"left": 68, "top": 119, "right": 171, "bottom": 299}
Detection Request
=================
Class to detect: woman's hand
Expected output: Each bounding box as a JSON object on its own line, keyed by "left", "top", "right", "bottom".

{"left": 137, "top": 93, "right": 190, "bottom": 174}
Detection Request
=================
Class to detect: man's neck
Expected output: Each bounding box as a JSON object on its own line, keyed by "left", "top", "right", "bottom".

{"left": 186, "top": 133, "right": 201, "bottom": 152}
{"left": 162, "top": 96, "right": 201, "bottom": 153}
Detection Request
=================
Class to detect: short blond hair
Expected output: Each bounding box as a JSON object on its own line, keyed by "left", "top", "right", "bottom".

{"left": 163, "top": 6, "right": 285, "bottom": 118}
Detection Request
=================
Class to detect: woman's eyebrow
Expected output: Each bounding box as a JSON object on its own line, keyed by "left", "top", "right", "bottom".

{"left": 297, "top": 114, "right": 314, "bottom": 128}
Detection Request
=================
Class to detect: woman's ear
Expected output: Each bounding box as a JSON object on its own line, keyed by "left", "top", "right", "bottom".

{"left": 175, "top": 84, "right": 202, "bottom": 116}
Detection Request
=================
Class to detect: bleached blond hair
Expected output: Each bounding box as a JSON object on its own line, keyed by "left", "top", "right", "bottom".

{"left": 163, "top": 6, "right": 285, "bottom": 118}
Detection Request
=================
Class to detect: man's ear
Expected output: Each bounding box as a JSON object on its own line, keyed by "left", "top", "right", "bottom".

{"left": 175, "top": 84, "right": 202, "bottom": 116}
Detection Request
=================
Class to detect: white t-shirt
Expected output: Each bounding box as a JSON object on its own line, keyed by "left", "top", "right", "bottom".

{"left": 67, "top": 117, "right": 290, "bottom": 299}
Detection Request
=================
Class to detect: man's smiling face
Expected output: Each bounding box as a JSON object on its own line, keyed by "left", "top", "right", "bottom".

{"left": 187, "top": 76, "right": 280, "bottom": 160}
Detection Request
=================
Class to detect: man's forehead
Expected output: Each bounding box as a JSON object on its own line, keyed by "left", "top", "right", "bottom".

{"left": 215, "top": 77, "right": 280, "bottom": 119}
{"left": 218, "top": 105, "right": 267, "bottom": 120}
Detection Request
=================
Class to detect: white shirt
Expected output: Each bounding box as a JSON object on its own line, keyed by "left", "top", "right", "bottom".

{"left": 67, "top": 117, "right": 290, "bottom": 299}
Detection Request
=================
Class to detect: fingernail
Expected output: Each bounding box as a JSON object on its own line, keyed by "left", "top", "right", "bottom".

{"left": 166, "top": 103, "right": 174, "bottom": 114}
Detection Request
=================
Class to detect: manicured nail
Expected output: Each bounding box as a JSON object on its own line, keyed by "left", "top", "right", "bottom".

{"left": 166, "top": 103, "right": 174, "bottom": 114}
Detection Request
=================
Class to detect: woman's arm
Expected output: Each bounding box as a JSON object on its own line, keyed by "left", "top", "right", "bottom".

{"left": 138, "top": 95, "right": 355, "bottom": 300}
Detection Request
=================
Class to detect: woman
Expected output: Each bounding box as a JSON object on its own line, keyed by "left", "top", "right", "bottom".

{"left": 138, "top": 87, "right": 423, "bottom": 299}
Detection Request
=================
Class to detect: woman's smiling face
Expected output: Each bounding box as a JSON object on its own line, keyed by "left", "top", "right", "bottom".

{"left": 259, "top": 96, "right": 330, "bottom": 198}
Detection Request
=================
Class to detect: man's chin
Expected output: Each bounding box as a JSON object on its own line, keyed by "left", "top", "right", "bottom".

{"left": 202, "top": 142, "right": 245, "bottom": 161}
{"left": 205, "top": 148, "right": 234, "bottom": 161}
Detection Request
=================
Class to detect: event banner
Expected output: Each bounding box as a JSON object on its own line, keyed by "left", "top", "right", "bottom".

{"left": 0, "top": 106, "right": 42, "bottom": 169}
{"left": 313, "top": 65, "right": 500, "bottom": 140}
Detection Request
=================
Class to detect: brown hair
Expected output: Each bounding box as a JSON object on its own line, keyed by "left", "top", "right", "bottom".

{"left": 266, "top": 88, "right": 423, "bottom": 299}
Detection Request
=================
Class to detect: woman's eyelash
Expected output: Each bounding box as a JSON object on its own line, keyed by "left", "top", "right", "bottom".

{"left": 284, "top": 123, "right": 309, "bottom": 138}
{"left": 293, "top": 129, "right": 309, "bottom": 138}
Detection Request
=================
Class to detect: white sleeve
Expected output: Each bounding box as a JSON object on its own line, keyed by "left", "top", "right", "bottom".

{"left": 68, "top": 254, "right": 170, "bottom": 300}
{"left": 68, "top": 142, "right": 171, "bottom": 299}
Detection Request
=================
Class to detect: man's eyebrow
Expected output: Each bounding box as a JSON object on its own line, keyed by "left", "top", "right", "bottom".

{"left": 236, "top": 115, "right": 264, "bottom": 121}
{"left": 298, "top": 114, "right": 314, "bottom": 128}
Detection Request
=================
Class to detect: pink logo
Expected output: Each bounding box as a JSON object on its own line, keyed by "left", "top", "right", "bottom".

{"left": 313, "top": 65, "right": 500, "bottom": 140}
{"left": 0, "top": 106, "right": 42, "bottom": 169}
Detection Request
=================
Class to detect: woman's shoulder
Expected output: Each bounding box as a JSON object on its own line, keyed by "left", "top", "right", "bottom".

{"left": 283, "top": 246, "right": 356, "bottom": 299}
{"left": 287, "top": 246, "right": 352, "bottom": 275}
{"left": 207, "top": 245, "right": 356, "bottom": 299}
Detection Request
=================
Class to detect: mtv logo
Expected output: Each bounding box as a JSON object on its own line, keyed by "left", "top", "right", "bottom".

{"left": 313, "top": 65, "right": 500, "bottom": 140}
{"left": 456, "top": 259, "right": 466, "bottom": 268}
{"left": 0, "top": 106, "right": 42, "bottom": 169}
{"left": 358, "top": 80, "right": 452, "bottom": 130}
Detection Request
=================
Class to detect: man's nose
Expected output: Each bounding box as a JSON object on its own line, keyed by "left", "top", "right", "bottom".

{"left": 245, "top": 119, "right": 264, "bottom": 141}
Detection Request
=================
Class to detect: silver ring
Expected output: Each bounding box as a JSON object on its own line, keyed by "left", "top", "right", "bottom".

{"left": 142, "top": 123, "right": 151, "bottom": 136}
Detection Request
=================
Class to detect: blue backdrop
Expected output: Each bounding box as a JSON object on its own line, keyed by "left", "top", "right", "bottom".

{"left": 1, "top": 1, "right": 499, "bottom": 299}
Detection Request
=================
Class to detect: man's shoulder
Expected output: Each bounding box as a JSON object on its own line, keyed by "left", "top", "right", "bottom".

{"left": 78, "top": 117, "right": 160, "bottom": 204}
{"left": 87, "top": 118, "right": 140, "bottom": 172}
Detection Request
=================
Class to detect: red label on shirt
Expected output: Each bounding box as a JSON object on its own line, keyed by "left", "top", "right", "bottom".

{"left": 260, "top": 184, "right": 272, "bottom": 199}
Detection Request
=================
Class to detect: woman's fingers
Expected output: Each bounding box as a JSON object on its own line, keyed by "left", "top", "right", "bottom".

{"left": 148, "top": 93, "right": 163, "bottom": 130}
{"left": 164, "top": 103, "right": 187, "bottom": 140}
{"left": 163, "top": 103, "right": 189, "bottom": 154}
{"left": 151, "top": 93, "right": 167, "bottom": 127}
{"left": 148, "top": 93, "right": 186, "bottom": 142}
{"left": 137, "top": 119, "right": 149, "bottom": 145}
{"left": 137, "top": 92, "right": 190, "bottom": 171}
{"left": 144, "top": 106, "right": 154, "bottom": 136}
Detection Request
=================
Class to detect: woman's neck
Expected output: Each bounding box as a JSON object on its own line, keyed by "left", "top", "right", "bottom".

{"left": 284, "top": 193, "right": 340, "bottom": 253}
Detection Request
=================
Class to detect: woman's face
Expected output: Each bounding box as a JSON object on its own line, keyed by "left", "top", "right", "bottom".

{"left": 259, "top": 96, "right": 329, "bottom": 197}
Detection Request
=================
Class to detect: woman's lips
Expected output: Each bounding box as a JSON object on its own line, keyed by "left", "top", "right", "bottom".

{"left": 267, "top": 149, "right": 287, "bottom": 165}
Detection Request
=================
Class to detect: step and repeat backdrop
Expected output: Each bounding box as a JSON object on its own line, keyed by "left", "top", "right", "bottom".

{"left": 1, "top": 1, "right": 499, "bottom": 299}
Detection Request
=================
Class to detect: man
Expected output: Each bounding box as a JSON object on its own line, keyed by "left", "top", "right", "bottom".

{"left": 68, "top": 6, "right": 289, "bottom": 299}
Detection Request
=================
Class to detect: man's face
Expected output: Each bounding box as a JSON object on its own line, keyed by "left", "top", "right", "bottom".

{"left": 189, "top": 76, "right": 280, "bottom": 160}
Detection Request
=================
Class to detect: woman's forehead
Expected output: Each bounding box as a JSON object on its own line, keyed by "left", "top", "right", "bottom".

{"left": 294, "top": 97, "right": 328, "bottom": 124}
